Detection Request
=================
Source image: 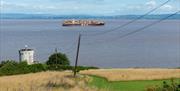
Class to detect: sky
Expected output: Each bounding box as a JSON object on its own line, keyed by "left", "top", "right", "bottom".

{"left": 0, "top": 0, "right": 179, "bottom": 15}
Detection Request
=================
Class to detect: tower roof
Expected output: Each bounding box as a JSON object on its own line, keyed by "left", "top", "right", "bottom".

{"left": 19, "top": 48, "right": 33, "bottom": 51}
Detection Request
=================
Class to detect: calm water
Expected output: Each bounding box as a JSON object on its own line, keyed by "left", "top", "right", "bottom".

{"left": 0, "top": 19, "right": 180, "bottom": 68}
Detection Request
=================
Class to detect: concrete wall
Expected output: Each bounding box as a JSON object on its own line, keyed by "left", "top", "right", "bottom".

{"left": 19, "top": 50, "right": 34, "bottom": 65}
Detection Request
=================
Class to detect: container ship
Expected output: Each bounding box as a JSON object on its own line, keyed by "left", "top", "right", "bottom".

{"left": 62, "top": 20, "right": 105, "bottom": 26}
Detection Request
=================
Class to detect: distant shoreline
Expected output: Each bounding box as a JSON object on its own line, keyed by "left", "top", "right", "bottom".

{"left": 1, "top": 13, "right": 180, "bottom": 19}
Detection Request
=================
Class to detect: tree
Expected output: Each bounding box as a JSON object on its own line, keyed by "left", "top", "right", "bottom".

{"left": 46, "top": 53, "right": 70, "bottom": 66}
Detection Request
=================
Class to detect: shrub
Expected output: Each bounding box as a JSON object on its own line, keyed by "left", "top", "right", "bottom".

{"left": 47, "top": 65, "right": 98, "bottom": 72}
{"left": 74, "top": 66, "right": 99, "bottom": 72}
{"left": 27, "top": 63, "right": 47, "bottom": 73}
{"left": 47, "top": 65, "right": 72, "bottom": 71}
{"left": 146, "top": 79, "right": 180, "bottom": 91}
{"left": 46, "top": 53, "right": 70, "bottom": 66}
{"left": 0, "top": 61, "right": 47, "bottom": 76}
{"left": 0, "top": 61, "right": 29, "bottom": 75}
{"left": 0, "top": 60, "right": 17, "bottom": 68}
{"left": 0, "top": 60, "right": 98, "bottom": 76}
{"left": 0, "top": 61, "right": 19, "bottom": 75}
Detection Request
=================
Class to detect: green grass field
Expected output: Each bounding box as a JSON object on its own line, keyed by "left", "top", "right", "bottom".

{"left": 89, "top": 75, "right": 180, "bottom": 91}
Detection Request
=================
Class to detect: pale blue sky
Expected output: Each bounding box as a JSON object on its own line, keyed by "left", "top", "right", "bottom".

{"left": 0, "top": 0, "right": 179, "bottom": 15}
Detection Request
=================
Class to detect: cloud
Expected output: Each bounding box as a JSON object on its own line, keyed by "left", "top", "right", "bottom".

{"left": 145, "top": 0, "right": 157, "bottom": 9}
{"left": 0, "top": 0, "right": 108, "bottom": 14}
{"left": 160, "top": 4, "right": 173, "bottom": 11}
{"left": 1, "top": 1, "right": 28, "bottom": 9}
{"left": 144, "top": 0, "right": 177, "bottom": 13}
{"left": 0, "top": 0, "right": 179, "bottom": 15}
{"left": 0, "top": 0, "right": 61, "bottom": 13}
{"left": 112, "top": 0, "right": 178, "bottom": 15}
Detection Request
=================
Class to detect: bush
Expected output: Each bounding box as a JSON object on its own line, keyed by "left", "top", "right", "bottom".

{"left": 47, "top": 65, "right": 73, "bottom": 71}
{"left": 0, "top": 60, "right": 17, "bottom": 68}
{"left": 0, "top": 61, "right": 47, "bottom": 76}
{"left": 46, "top": 53, "right": 70, "bottom": 66}
{"left": 0, "top": 60, "right": 98, "bottom": 76}
{"left": 74, "top": 66, "right": 99, "bottom": 72}
{"left": 0, "top": 61, "right": 19, "bottom": 75}
{"left": 27, "top": 63, "right": 47, "bottom": 73}
{"left": 0, "top": 61, "right": 28, "bottom": 75}
{"left": 47, "top": 64, "right": 98, "bottom": 72}
{"left": 146, "top": 79, "right": 180, "bottom": 91}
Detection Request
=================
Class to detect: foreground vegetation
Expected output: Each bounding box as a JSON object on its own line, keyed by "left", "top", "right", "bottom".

{"left": 81, "top": 69, "right": 180, "bottom": 91}
{"left": 81, "top": 69, "right": 180, "bottom": 81}
{"left": 0, "top": 52, "right": 97, "bottom": 76}
{"left": 0, "top": 52, "right": 179, "bottom": 91}
{"left": 0, "top": 71, "right": 179, "bottom": 91}
{"left": 0, "top": 71, "right": 96, "bottom": 91}
{"left": 0, "top": 60, "right": 98, "bottom": 76}
{"left": 89, "top": 75, "right": 180, "bottom": 91}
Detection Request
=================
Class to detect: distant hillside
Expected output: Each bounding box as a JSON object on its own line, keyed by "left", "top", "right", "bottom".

{"left": 0, "top": 13, "right": 180, "bottom": 19}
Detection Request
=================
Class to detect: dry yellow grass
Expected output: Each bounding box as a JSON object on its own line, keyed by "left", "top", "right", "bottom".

{"left": 81, "top": 68, "right": 180, "bottom": 81}
{"left": 0, "top": 71, "right": 97, "bottom": 91}
{"left": 0, "top": 69, "right": 180, "bottom": 91}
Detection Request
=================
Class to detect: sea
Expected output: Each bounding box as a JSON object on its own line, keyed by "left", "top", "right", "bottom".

{"left": 0, "top": 19, "right": 179, "bottom": 68}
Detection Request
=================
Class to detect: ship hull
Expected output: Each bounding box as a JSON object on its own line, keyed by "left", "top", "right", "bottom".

{"left": 62, "top": 23, "right": 105, "bottom": 26}
{"left": 62, "top": 20, "right": 105, "bottom": 26}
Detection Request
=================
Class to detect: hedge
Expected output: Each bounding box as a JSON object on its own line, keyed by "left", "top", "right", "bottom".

{"left": 0, "top": 61, "right": 98, "bottom": 76}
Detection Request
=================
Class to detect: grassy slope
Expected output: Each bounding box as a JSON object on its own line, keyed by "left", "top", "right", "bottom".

{"left": 89, "top": 75, "right": 180, "bottom": 91}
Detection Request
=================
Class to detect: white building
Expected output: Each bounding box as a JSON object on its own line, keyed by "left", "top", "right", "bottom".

{"left": 19, "top": 46, "right": 34, "bottom": 65}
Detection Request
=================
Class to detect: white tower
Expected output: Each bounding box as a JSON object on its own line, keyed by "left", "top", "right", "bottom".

{"left": 19, "top": 45, "right": 34, "bottom": 65}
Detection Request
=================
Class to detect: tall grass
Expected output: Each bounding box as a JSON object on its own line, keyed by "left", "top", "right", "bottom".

{"left": 0, "top": 71, "right": 96, "bottom": 91}
{"left": 81, "top": 68, "right": 180, "bottom": 81}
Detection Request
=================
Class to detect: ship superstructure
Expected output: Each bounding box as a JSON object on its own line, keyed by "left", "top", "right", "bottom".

{"left": 62, "top": 20, "right": 105, "bottom": 26}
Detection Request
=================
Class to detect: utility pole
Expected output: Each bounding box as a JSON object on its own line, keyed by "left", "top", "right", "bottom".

{"left": 55, "top": 48, "right": 58, "bottom": 68}
{"left": 74, "top": 33, "right": 81, "bottom": 77}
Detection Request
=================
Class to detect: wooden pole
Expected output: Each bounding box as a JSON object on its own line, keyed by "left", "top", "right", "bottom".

{"left": 74, "top": 33, "right": 81, "bottom": 77}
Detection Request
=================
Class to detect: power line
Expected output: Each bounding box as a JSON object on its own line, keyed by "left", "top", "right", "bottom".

{"left": 65, "top": 48, "right": 76, "bottom": 54}
{"left": 82, "top": 0, "right": 171, "bottom": 37}
{"left": 50, "top": 40, "right": 77, "bottom": 53}
{"left": 34, "top": 41, "right": 76, "bottom": 62}
{"left": 62, "top": 41, "right": 77, "bottom": 53}
{"left": 84, "top": 11, "right": 180, "bottom": 45}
